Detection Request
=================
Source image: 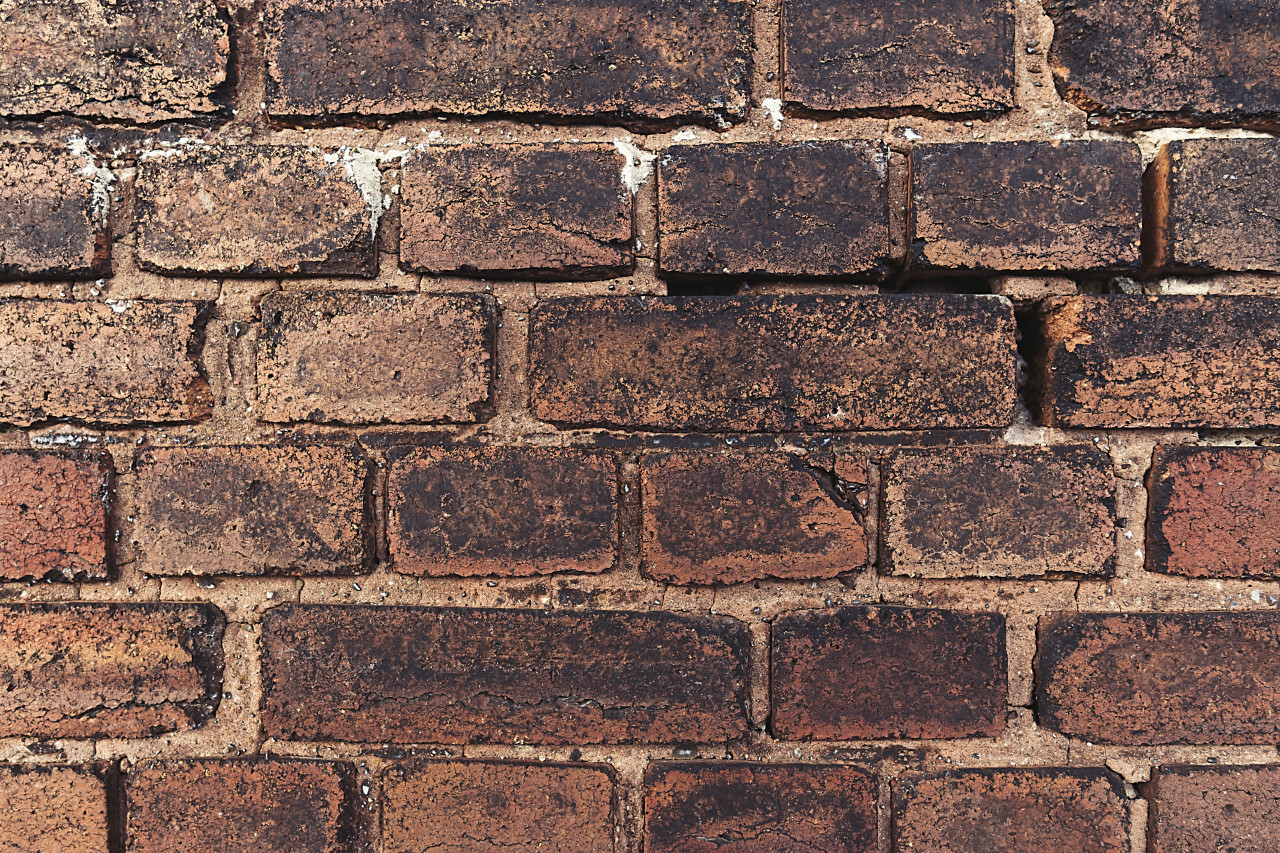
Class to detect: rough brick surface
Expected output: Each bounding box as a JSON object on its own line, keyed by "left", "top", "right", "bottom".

{"left": 1149, "top": 764, "right": 1280, "bottom": 853}
{"left": 381, "top": 760, "right": 614, "bottom": 853}
{"left": 257, "top": 292, "right": 494, "bottom": 425}
{"left": 640, "top": 452, "right": 868, "bottom": 584}
{"left": 772, "top": 606, "right": 1007, "bottom": 740}
{"left": 530, "top": 295, "right": 1016, "bottom": 431}
{"left": 783, "top": 0, "right": 1014, "bottom": 113}
{"left": 0, "top": 603, "right": 222, "bottom": 738}
{"left": 882, "top": 445, "right": 1115, "bottom": 578}
{"left": 388, "top": 446, "right": 617, "bottom": 577}
{"left": 0, "top": 764, "right": 109, "bottom": 853}
{"left": 134, "top": 444, "right": 369, "bottom": 577}
{"left": 401, "top": 144, "right": 632, "bottom": 276}
{"left": 261, "top": 604, "right": 749, "bottom": 743}
{"left": 0, "top": 144, "right": 108, "bottom": 279}
{"left": 0, "top": 450, "right": 111, "bottom": 582}
{"left": 658, "top": 142, "right": 890, "bottom": 276}
{"left": 644, "top": 762, "right": 877, "bottom": 853}
{"left": 1038, "top": 296, "right": 1280, "bottom": 428}
{"left": 911, "top": 141, "right": 1142, "bottom": 270}
{"left": 264, "top": 0, "right": 752, "bottom": 121}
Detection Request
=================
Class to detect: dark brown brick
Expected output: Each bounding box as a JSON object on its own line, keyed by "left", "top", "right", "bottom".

{"left": 783, "top": 0, "right": 1014, "bottom": 113}
{"left": 644, "top": 762, "right": 876, "bottom": 853}
{"left": 0, "top": 603, "right": 222, "bottom": 738}
{"left": 529, "top": 295, "right": 1016, "bottom": 431}
{"left": 1037, "top": 296, "right": 1280, "bottom": 428}
{"left": 261, "top": 604, "right": 749, "bottom": 743}
{"left": 0, "top": 300, "right": 211, "bottom": 427}
{"left": 911, "top": 141, "right": 1142, "bottom": 270}
{"left": 1036, "top": 612, "right": 1280, "bottom": 744}
{"left": 0, "top": 144, "right": 109, "bottom": 279}
{"left": 0, "top": 450, "right": 111, "bottom": 582}
{"left": 0, "top": 764, "right": 109, "bottom": 853}
{"left": 882, "top": 445, "right": 1115, "bottom": 578}
{"left": 388, "top": 446, "right": 617, "bottom": 577}
{"left": 893, "top": 767, "right": 1130, "bottom": 853}
{"left": 1149, "top": 764, "right": 1280, "bottom": 853}
{"left": 257, "top": 292, "right": 494, "bottom": 425}
{"left": 264, "top": 0, "right": 751, "bottom": 122}
{"left": 125, "top": 759, "right": 353, "bottom": 853}
{"left": 381, "top": 760, "right": 613, "bottom": 853}
{"left": 400, "top": 144, "right": 632, "bottom": 276}
{"left": 658, "top": 142, "right": 890, "bottom": 276}
{"left": 640, "top": 452, "right": 868, "bottom": 584}
{"left": 772, "top": 606, "right": 1007, "bottom": 740}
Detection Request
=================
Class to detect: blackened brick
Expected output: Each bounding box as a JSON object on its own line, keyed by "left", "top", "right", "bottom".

{"left": 0, "top": 450, "right": 111, "bottom": 581}
{"left": 0, "top": 144, "right": 109, "bottom": 279}
{"left": 1149, "top": 764, "right": 1280, "bottom": 853}
{"left": 0, "top": 764, "right": 109, "bottom": 853}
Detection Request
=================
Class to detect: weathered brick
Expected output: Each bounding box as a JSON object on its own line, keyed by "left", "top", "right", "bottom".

{"left": 658, "top": 142, "right": 890, "bottom": 276}
{"left": 0, "top": 603, "right": 222, "bottom": 738}
{"left": 381, "top": 760, "right": 613, "bottom": 853}
{"left": 264, "top": 0, "right": 751, "bottom": 122}
{"left": 400, "top": 144, "right": 632, "bottom": 276}
{"left": 640, "top": 452, "right": 868, "bottom": 584}
{"left": 388, "top": 446, "right": 617, "bottom": 577}
{"left": 0, "top": 764, "right": 109, "bottom": 853}
{"left": 894, "top": 767, "right": 1130, "bottom": 853}
{"left": 0, "top": 144, "right": 109, "bottom": 279}
{"left": 882, "top": 445, "right": 1115, "bottom": 578}
{"left": 772, "top": 606, "right": 1007, "bottom": 740}
{"left": 644, "top": 762, "right": 876, "bottom": 853}
{"left": 1149, "top": 764, "right": 1280, "bottom": 853}
{"left": 134, "top": 444, "right": 370, "bottom": 577}
{"left": 911, "top": 141, "right": 1142, "bottom": 270}
{"left": 261, "top": 604, "right": 749, "bottom": 743}
{"left": 0, "top": 300, "right": 211, "bottom": 427}
{"left": 257, "top": 292, "right": 494, "bottom": 425}
{"left": 125, "top": 759, "right": 353, "bottom": 853}
{"left": 1036, "top": 612, "right": 1280, "bottom": 744}
{"left": 783, "top": 0, "right": 1014, "bottom": 113}
{"left": 0, "top": 450, "right": 111, "bottom": 582}
{"left": 529, "top": 295, "right": 1016, "bottom": 431}
{"left": 1037, "top": 296, "right": 1280, "bottom": 428}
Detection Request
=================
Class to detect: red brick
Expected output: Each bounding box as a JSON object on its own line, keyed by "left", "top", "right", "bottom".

{"left": 0, "top": 764, "right": 109, "bottom": 853}
{"left": 0, "top": 603, "right": 222, "bottom": 738}
{"left": 0, "top": 450, "right": 111, "bottom": 582}
{"left": 658, "top": 142, "right": 889, "bottom": 276}
{"left": 640, "top": 452, "right": 868, "bottom": 584}
{"left": 911, "top": 141, "right": 1142, "bottom": 270}
{"left": 529, "top": 295, "right": 1016, "bottom": 431}
{"left": 261, "top": 604, "right": 750, "bottom": 743}
{"left": 644, "top": 762, "right": 876, "bottom": 853}
{"left": 381, "top": 760, "right": 613, "bottom": 853}
{"left": 0, "top": 144, "right": 109, "bottom": 279}
{"left": 1149, "top": 764, "right": 1280, "bottom": 853}
{"left": 388, "top": 446, "right": 617, "bottom": 577}
{"left": 772, "top": 606, "right": 1007, "bottom": 740}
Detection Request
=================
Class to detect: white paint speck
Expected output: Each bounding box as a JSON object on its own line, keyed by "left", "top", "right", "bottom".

{"left": 761, "top": 98, "right": 784, "bottom": 130}
{"left": 613, "top": 139, "right": 657, "bottom": 195}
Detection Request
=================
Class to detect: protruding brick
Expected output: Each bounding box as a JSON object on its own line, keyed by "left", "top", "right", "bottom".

{"left": 264, "top": 0, "right": 752, "bottom": 122}
{"left": 388, "top": 446, "right": 617, "bottom": 577}
{"left": 1149, "top": 764, "right": 1280, "bottom": 853}
{"left": 911, "top": 141, "right": 1142, "bottom": 270}
{"left": 772, "top": 606, "right": 1007, "bottom": 740}
{"left": 382, "top": 760, "right": 613, "bottom": 853}
{"left": 257, "top": 292, "right": 494, "bottom": 425}
{"left": 0, "top": 450, "right": 111, "bottom": 582}
{"left": 1038, "top": 296, "right": 1280, "bottom": 428}
{"left": 658, "top": 142, "right": 890, "bottom": 276}
{"left": 641, "top": 452, "right": 868, "bottom": 584}
{"left": 125, "top": 759, "right": 353, "bottom": 853}
{"left": 134, "top": 444, "right": 369, "bottom": 577}
{"left": 0, "top": 145, "right": 108, "bottom": 279}
{"left": 1036, "top": 612, "right": 1280, "bottom": 744}
{"left": 894, "top": 767, "right": 1130, "bottom": 853}
{"left": 401, "top": 144, "right": 632, "bottom": 276}
{"left": 882, "top": 445, "right": 1115, "bottom": 578}
{"left": 0, "top": 300, "right": 211, "bottom": 427}
{"left": 645, "top": 762, "right": 876, "bottom": 853}
{"left": 261, "top": 604, "right": 749, "bottom": 743}
{"left": 135, "top": 146, "right": 376, "bottom": 276}
{"left": 0, "top": 764, "right": 109, "bottom": 853}
{"left": 529, "top": 295, "right": 1016, "bottom": 431}
{"left": 0, "top": 603, "right": 223, "bottom": 738}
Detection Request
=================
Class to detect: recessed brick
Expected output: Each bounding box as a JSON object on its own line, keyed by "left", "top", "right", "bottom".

{"left": 644, "top": 762, "right": 877, "bottom": 853}
{"left": 381, "top": 760, "right": 614, "bottom": 853}
{"left": 0, "top": 144, "right": 109, "bottom": 280}
{"left": 772, "top": 606, "right": 1007, "bottom": 740}
{"left": 1149, "top": 764, "right": 1280, "bottom": 853}
{"left": 257, "top": 292, "right": 494, "bottom": 425}
{"left": 0, "top": 450, "right": 111, "bottom": 582}
{"left": 0, "top": 764, "right": 109, "bottom": 853}
{"left": 658, "top": 142, "right": 890, "bottom": 276}
{"left": 640, "top": 452, "right": 868, "bottom": 584}
{"left": 388, "top": 446, "right": 617, "bottom": 577}
{"left": 882, "top": 445, "right": 1115, "bottom": 578}
{"left": 911, "top": 141, "right": 1142, "bottom": 270}
{"left": 529, "top": 295, "right": 1016, "bottom": 431}
{"left": 261, "top": 604, "right": 749, "bottom": 743}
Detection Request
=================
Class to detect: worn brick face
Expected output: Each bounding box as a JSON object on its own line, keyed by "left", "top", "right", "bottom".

{"left": 1149, "top": 764, "right": 1280, "bottom": 853}
{"left": 0, "top": 450, "right": 111, "bottom": 582}
{"left": 0, "top": 144, "right": 108, "bottom": 280}
{"left": 0, "top": 764, "right": 109, "bottom": 853}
